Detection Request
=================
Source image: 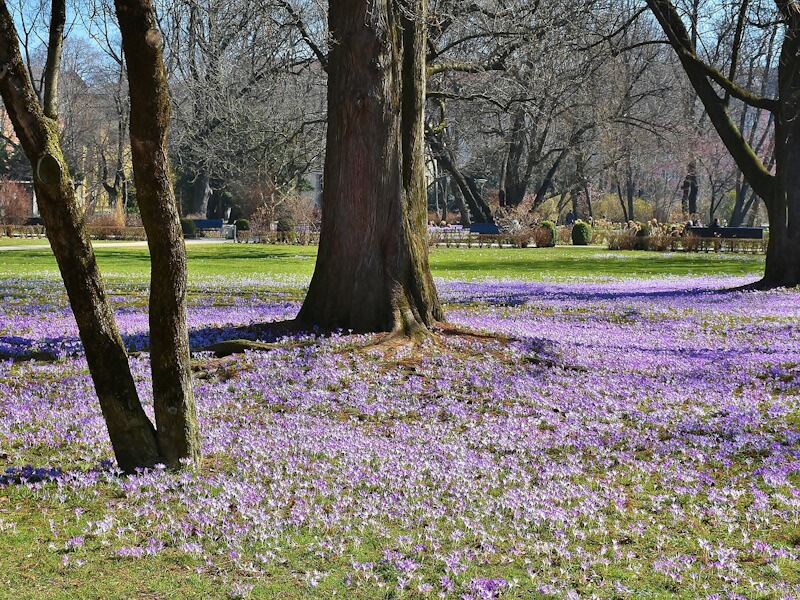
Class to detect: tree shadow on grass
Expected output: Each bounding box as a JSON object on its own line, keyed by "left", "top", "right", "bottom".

{"left": 0, "top": 280, "right": 770, "bottom": 362}
{"left": 440, "top": 280, "right": 761, "bottom": 307}
{"left": 0, "top": 460, "right": 124, "bottom": 488}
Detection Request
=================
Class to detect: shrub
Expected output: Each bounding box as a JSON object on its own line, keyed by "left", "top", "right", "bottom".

{"left": 635, "top": 224, "right": 651, "bottom": 250}
{"left": 509, "top": 227, "right": 534, "bottom": 248}
{"left": 534, "top": 221, "right": 557, "bottom": 247}
{"left": 180, "top": 218, "right": 197, "bottom": 237}
{"left": 608, "top": 233, "right": 637, "bottom": 250}
{"left": 571, "top": 220, "right": 592, "bottom": 245}
{"left": 235, "top": 219, "right": 250, "bottom": 231}
{"left": 276, "top": 215, "right": 296, "bottom": 243}
{"left": 649, "top": 234, "right": 676, "bottom": 252}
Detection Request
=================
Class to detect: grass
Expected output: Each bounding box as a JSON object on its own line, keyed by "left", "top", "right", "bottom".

{"left": 0, "top": 240, "right": 766, "bottom": 282}
{"left": 430, "top": 245, "right": 763, "bottom": 280}
{"left": 0, "top": 237, "right": 50, "bottom": 246}
{"left": 0, "top": 240, "right": 785, "bottom": 599}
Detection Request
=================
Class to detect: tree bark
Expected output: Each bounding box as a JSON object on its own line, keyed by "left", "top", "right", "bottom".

{"left": 0, "top": 1, "right": 161, "bottom": 472}
{"left": 297, "top": 0, "right": 443, "bottom": 334}
{"left": 115, "top": 0, "right": 201, "bottom": 468}
{"left": 192, "top": 168, "right": 212, "bottom": 217}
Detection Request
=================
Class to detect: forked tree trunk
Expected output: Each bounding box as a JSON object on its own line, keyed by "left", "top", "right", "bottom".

{"left": 297, "top": 0, "right": 442, "bottom": 334}
{"left": 428, "top": 133, "right": 494, "bottom": 223}
{"left": 0, "top": 2, "right": 161, "bottom": 472}
{"left": 115, "top": 0, "right": 201, "bottom": 468}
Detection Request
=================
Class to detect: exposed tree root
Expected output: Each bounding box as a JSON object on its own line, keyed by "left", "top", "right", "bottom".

{"left": 193, "top": 339, "right": 281, "bottom": 358}
{"left": 185, "top": 319, "right": 585, "bottom": 379}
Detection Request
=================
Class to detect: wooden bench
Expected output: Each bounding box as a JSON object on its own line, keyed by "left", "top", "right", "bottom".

{"left": 683, "top": 226, "right": 766, "bottom": 253}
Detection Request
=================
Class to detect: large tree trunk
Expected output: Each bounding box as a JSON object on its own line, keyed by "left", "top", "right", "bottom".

{"left": 192, "top": 168, "right": 212, "bottom": 217}
{"left": 0, "top": 2, "right": 161, "bottom": 472}
{"left": 453, "top": 185, "right": 471, "bottom": 226}
{"left": 115, "top": 0, "right": 201, "bottom": 468}
{"left": 297, "top": 0, "right": 442, "bottom": 334}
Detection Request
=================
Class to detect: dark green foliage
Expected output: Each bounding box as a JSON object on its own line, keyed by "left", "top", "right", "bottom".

{"left": 235, "top": 219, "right": 250, "bottom": 231}
{"left": 535, "top": 221, "right": 557, "bottom": 247}
{"left": 180, "top": 218, "right": 197, "bottom": 237}
{"left": 571, "top": 220, "right": 592, "bottom": 246}
{"left": 276, "top": 216, "right": 295, "bottom": 233}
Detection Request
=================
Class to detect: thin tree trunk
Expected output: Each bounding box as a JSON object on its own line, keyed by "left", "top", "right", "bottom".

{"left": 115, "top": 0, "right": 201, "bottom": 468}
{"left": 0, "top": 1, "right": 161, "bottom": 472}
{"left": 500, "top": 108, "right": 527, "bottom": 207}
{"left": 571, "top": 188, "right": 581, "bottom": 221}
{"left": 616, "top": 181, "right": 629, "bottom": 222}
{"left": 681, "top": 159, "right": 698, "bottom": 215}
{"left": 584, "top": 183, "right": 593, "bottom": 219}
{"left": 297, "top": 0, "right": 442, "bottom": 334}
{"left": 193, "top": 168, "right": 212, "bottom": 216}
{"left": 441, "top": 176, "right": 450, "bottom": 223}
{"left": 428, "top": 133, "right": 493, "bottom": 223}
{"left": 626, "top": 167, "right": 636, "bottom": 222}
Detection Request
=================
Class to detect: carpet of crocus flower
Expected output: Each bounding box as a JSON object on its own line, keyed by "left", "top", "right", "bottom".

{"left": 1, "top": 273, "right": 800, "bottom": 598}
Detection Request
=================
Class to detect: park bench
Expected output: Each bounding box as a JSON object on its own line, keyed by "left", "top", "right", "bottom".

{"left": 468, "top": 222, "right": 510, "bottom": 246}
{"left": 683, "top": 226, "right": 766, "bottom": 253}
{"left": 468, "top": 223, "right": 501, "bottom": 235}
{"left": 191, "top": 219, "right": 225, "bottom": 237}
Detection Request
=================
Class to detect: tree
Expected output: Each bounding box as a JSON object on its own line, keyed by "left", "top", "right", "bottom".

{"left": 296, "top": 0, "right": 443, "bottom": 334}
{"left": 645, "top": 0, "right": 799, "bottom": 287}
{"left": 161, "top": 0, "right": 326, "bottom": 218}
{"left": 0, "top": 0, "right": 199, "bottom": 471}
{"left": 0, "top": 0, "right": 160, "bottom": 471}
{"left": 114, "top": 0, "right": 201, "bottom": 467}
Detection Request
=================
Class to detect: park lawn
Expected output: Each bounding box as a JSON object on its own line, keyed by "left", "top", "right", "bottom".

{"left": 2, "top": 245, "right": 797, "bottom": 599}
{"left": 0, "top": 241, "right": 766, "bottom": 282}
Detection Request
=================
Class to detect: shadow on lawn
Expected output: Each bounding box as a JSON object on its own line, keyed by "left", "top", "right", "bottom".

{"left": 0, "top": 281, "right": 766, "bottom": 361}
{"left": 443, "top": 281, "right": 759, "bottom": 307}
{"left": 0, "top": 460, "right": 121, "bottom": 488}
